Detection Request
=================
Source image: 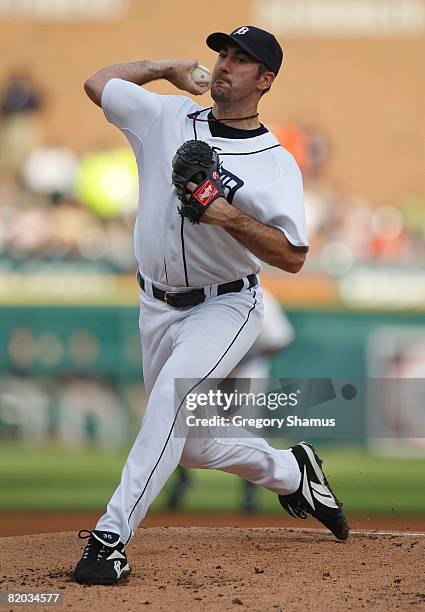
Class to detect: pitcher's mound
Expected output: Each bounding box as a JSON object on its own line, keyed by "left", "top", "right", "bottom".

{"left": 1, "top": 527, "right": 424, "bottom": 611}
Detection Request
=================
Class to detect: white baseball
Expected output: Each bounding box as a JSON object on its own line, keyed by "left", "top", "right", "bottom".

{"left": 190, "top": 65, "right": 211, "bottom": 86}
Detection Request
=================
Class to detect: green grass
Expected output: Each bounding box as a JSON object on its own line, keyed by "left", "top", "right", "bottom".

{"left": 0, "top": 443, "right": 424, "bottom": 515}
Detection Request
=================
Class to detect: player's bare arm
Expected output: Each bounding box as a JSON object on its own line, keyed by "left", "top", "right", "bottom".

{"left": 84, "top": 59, "right": 209, "bottom": 107}
{"left": 202, "top": 198, "right": 306, "bottom": 273}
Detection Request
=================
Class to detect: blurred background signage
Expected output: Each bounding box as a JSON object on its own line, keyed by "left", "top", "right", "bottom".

{"left": 253, "top": 0, "right": 425, "bottom": 37}
{"left": 0, "top": 0, "right": 129, "bottom": 21}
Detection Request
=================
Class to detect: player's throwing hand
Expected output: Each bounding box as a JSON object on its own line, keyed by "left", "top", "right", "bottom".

{"left": 165, "top": 59, "right": 210, "bottom": 95}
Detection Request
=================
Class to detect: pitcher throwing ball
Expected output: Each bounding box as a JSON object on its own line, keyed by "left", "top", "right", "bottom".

{"left": 74, "top": 25, "right": 349, "bottom": 585}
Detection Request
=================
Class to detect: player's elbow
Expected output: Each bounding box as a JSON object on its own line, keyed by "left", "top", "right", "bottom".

{"left": 84, "top": 77, "right": 102, "bottom": 107}
{"left": 285, "top": 261, "right": 304, "bottom": 274}
{"left": 282, "top": 251, "right": 307, "bottom": 274}
{"left": 84, "top": 78, "right": 95, "bottom": 99}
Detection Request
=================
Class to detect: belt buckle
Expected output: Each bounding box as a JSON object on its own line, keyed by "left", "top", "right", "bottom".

{"left": 164, "top": 291, "right": 180, "bottom": 308}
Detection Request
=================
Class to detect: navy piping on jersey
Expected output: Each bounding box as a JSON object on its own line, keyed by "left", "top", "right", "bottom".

{"left": 125, "top": 289, "right": 258, "bottom": 543}
{"left": 191, "top": 113, "right": 198, "bottom": 140}
{"left": 180, "top": 217, "right": 190, "bottom": 287}
{"left": 217, "top": 144, "right": 281, "bottom": 156}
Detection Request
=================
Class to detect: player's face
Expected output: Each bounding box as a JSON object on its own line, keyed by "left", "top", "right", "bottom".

{"left": 210, "top": 44, "right": 270, "bottom": 104}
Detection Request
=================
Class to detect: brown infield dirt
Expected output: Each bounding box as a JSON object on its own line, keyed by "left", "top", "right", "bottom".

{"left": 1, "top": 514, "right": 425, "bottom": 611}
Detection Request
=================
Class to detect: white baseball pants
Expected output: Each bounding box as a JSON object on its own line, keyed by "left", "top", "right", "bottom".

{"left": 96, "top": 283, "right": 301, "bottom": 544}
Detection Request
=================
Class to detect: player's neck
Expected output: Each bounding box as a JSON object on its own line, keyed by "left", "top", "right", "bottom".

{"left": 211, "top": 102, "right": 261, "bottom": 130}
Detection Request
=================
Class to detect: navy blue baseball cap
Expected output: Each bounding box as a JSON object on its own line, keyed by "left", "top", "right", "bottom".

{"left": 206, "top": 25, "right": 284, "bottom": 75}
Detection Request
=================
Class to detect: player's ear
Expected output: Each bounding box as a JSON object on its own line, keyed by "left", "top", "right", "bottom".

{"left": 260, "top": 71, "right": 275, "bottom": 91}
{"left": 257, "top": 64, "right": 275, "bottom": 96}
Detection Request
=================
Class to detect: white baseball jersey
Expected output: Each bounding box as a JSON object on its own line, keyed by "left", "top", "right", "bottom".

{"left": 101, "top": 78, "right": 308, "bottom": 288}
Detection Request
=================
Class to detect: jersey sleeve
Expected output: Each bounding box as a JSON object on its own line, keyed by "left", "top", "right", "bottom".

{"left": 101, "top": 78, "right": 198, "bottom": 154}
{"left": 261, "top": 152, "right": 309, "bottom": 249}
{"left": 101, "top": 78, "right": 162, "bottom": 144}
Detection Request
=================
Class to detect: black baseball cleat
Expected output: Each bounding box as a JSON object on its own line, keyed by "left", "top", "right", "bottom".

{"left": 73, "top": 529, "right": 131, "bottom": 585}
{"left": 278, "top": 442, "right": 349, "bottom": 541}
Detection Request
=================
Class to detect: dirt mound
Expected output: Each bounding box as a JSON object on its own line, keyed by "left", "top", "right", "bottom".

{"left": 1, "top": 527, "right": 424, "bottom": 611}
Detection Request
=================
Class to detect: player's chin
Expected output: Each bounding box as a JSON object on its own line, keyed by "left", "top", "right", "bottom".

{"left": 210, "top": 83, "right": 231, "bottom": 103}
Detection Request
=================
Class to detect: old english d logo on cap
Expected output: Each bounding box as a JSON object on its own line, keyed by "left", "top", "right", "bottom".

{"left": 233, "top": 27, "right": 249, "bottom": 36}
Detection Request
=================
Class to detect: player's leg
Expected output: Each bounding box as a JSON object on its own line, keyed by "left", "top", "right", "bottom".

{"left": 93, "top": 291, "right": 178, "bottom": 542}
{"left": 137, "top": 291, "right": 175, "bottom": 399}
{"left": 181, "top": 433, "right": 348, "bottom": 539}
{"left": 180, "top": 422, "right": 301, "bottom": 495}
{"left": 95, "top": 287, "right": 264, "bottom": 545}
{"left": 178, "top": 286, "right": 301, "bottom": 496}
{"left": 73, "top": 291, "right": 176, "bottom": 584}
{"left": 181, "top": 405, "right": 349, "bottom": 540}
{"left": 178, "top": 290, "right": 348, "bottom": 539}
{"left": 139, "top": 294, "right": 194, "bottom": 511}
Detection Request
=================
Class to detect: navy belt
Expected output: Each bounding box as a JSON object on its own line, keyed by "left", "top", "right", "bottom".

{"left": 137, "top": 270, "right": 258, "bottom": 309}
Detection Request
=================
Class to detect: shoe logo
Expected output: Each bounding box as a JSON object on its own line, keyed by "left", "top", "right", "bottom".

{"left": 302, "top": 465, "right": 315, "bottom": 510}
{"left": 302, "top": 466, "right": 339, "bottom": 510}
{"left": 114, "top": 560, "right": 124, "bottom": 578}
{"left": 310, "top": 482, "right": 339, "bottom": 509}
{"left": 107, "top": 549, "right": 126, "bottom": 561}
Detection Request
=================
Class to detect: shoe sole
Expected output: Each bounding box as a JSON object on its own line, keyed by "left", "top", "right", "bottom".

{"left": 74, "top": 567, "right": 131, "bottom": 585}
{"left": 299, "top": 442, "right": 349, "bottom": 541}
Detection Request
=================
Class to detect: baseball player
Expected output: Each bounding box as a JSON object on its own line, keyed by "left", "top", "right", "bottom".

{"left": 74, "top": 25, "right": 349, "bottom": 585}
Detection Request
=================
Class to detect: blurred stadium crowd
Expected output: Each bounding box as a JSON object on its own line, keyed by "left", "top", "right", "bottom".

{"left": 0, "top": 69, "right": 424, "bottom": 276}
{"left": 0, "top": 371, "right": 144, "bottom": 447}
{"left": 1, "top": 69, "right": 424, "bottom": 451}
{"left": 2, "top": 171, "right": 425, "bottom": 275}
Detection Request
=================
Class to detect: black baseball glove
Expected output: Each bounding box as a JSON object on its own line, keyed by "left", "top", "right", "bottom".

{"left": 171, "top": 140, "right": 224, "bottom": 224}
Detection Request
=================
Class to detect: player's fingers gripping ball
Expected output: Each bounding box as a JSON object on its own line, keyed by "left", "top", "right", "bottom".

{"left": 171, "top": 140, "right": 224, "bottom": 224}
{"left": 190, "top": 65, "right": 211, "bottom": 87}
